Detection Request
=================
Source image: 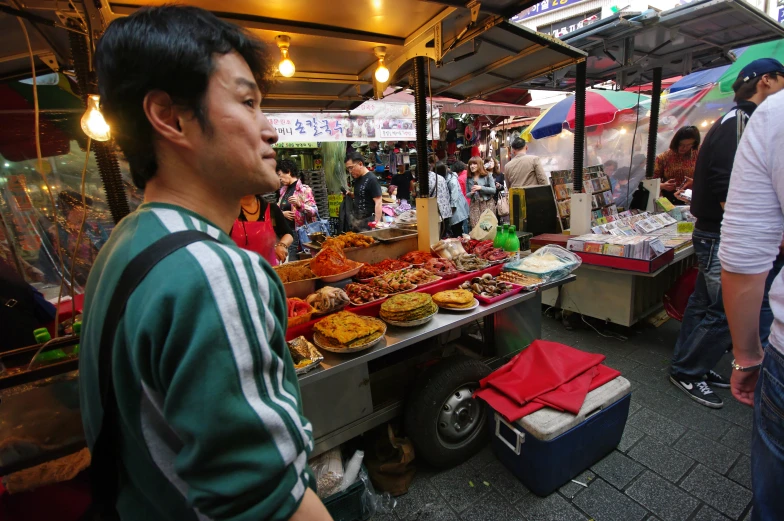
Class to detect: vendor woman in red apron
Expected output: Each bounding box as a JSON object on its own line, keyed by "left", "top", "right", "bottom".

{"left": 231, "top": 194, "right": 294, "bottom": 266}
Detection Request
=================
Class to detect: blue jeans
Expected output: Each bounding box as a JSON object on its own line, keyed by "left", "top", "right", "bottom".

{"left": 752, "top": 345, "right": 784, "bottom": 521}
{"left": 671, "top": 231, "right": 730, "bottom": 380}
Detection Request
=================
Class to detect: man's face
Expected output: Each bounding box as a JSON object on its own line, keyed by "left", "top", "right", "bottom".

{"left": 604, "top": 165, "right": 616, "bottom": 176}
{"left": 763, "top": 73, "right": 784, "bottom": 98}
{"left": 346, "top": 160, "right": 364, "bottom": 179}
{"left": 189, "top": 52, "right": 279, "bottom": 196}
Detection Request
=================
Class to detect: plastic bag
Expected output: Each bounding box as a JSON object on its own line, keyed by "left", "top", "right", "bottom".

{"left": 469, "top": 209, "right": 498, "bottom": 241}
{"left": 311, "top": 447, "right": 344, "bottom": 498}
{"left": 360, "top": 467, "right": 397, "bottom": 518}
{"left": 505, "top": 245, "right": 582, "bottom": 282}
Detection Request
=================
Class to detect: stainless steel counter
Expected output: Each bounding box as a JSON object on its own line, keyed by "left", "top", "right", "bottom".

{"left": 298, "top": 275, "right": 576, "bottom": 388}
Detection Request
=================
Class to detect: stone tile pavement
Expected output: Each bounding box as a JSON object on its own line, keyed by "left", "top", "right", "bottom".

{"left": 374, "top": 315, "right": 754, "bottom": 521}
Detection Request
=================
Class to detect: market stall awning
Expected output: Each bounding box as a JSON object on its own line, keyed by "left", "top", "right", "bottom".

{"left": 434, "top": 98, "right": 539, "bottom": 117}
{"left": 93, "top": 0, "right": 584, "bottom": 112}
{"left": 510, "top": 0, "right": 784, "bottom": 90}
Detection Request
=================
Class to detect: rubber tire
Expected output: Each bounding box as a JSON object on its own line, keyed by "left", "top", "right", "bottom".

{"left": 403, "top": 356, "right": 492, "bottom": 469}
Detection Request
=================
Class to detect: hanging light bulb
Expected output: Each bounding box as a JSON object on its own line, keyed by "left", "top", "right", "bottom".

{"left": 374, "top": 46, "right": 390, "bottom": 84}
{"left": 276, "top": 35, "right": 296, "bottom": 78}
{"left": 80, "top": 94, "right": 111, "bottom": 142}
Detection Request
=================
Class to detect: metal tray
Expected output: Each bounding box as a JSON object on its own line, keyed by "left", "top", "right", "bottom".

{"left": 361, "top": 228, "right": 418, "bottom": 243}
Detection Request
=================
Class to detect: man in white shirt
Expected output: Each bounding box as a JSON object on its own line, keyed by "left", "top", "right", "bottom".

{"left": 719, "top": 89, "right": 784, "bottom": 521}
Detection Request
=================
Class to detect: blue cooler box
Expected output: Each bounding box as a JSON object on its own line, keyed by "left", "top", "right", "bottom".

{"left": 488, "top": 376, "right": 631, "bottom": 496}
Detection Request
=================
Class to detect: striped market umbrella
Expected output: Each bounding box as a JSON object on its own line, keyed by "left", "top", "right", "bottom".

{"left": 703, "top": 39, "right": 784, "bottom": 101}
{"left": 522, "top": 90, "right": 650, "bottom": 141}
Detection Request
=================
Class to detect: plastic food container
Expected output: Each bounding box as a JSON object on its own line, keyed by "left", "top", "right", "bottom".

{"left": 474, "top": 284, "right": 525, "bottom": 305}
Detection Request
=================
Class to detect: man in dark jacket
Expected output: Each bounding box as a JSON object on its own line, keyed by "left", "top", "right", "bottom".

{"left": 670, "top": 58, "right": 784, "bottom": 408}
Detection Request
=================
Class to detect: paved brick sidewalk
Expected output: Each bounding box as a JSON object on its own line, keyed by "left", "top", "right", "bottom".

{"left": 374, "top": 314, "right": 753, "bottom": 521}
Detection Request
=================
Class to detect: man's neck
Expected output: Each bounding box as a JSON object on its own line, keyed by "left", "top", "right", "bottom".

{"left": 514, "top": 150, "right": 526, "bottom": 158}
{"left": 143, "top": 173, "right": 238, "bottom": 234}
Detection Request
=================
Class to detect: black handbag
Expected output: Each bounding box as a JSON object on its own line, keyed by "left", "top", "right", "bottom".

{"left": 83, "top": 230, "right": 217, "bottom": 520}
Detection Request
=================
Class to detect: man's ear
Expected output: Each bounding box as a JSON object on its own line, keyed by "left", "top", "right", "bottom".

{"left": 143, "top": 90, "right": 193, "bottom": 149}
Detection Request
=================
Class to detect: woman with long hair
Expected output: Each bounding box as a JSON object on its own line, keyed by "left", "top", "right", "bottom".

{"left": 465, "top": 156, "right": 497, "bottom": 228}
{"left": 654, "top": 126, "right": 700, "bottom": 204}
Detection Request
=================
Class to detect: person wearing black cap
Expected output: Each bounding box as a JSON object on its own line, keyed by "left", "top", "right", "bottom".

{"left": 669, "top": 58, "right": 784, "bottom": 409}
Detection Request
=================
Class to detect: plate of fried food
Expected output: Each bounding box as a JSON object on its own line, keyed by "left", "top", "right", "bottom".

{"left": 313, "top": 311, "right": 387, "bottom": 353}
{"left": 379, "top": 292, "right": 438, "bottom": 327}
{"left": 321, "top": 232, "right": 376, "bottom": 251}
{"left": 345, "top": 283, "right": 389, "bottom": 306}
{"left": 305, "top": 286, "right": 351, "bottom": 316}
{"left": 452, "top": 253, "right": 490, "bottom": 272}
{"left": 311, "top": 246, "right": 365, "bottom": 282}
{"left": 288, "top": 336, "right": 324, "bottom": 375}
{"left": 371, "top": 271, "right": 417, "bottom": 294}
{"left": 497, "top": 271, "right": 545, "bottom": 290}
{"left": 274, "top": 260, "right": 319, "bottom": 298}
{"left": 397, "top": 267, "right": 442, "bottom": 287}
{"left": 355, "top": 259, "right": 412, "bottom": 282}
{"left": 432, "top": 289, "right": 479, "bottom": 312}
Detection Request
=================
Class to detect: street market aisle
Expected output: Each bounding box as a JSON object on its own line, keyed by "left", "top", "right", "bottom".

{"left": 375, "top": 315, "right": 753, "bottom": 521}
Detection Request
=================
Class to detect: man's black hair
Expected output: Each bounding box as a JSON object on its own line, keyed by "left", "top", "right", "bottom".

{"left": 452, "top": 160, "right": 466, "bottom": 173}
{"left": 603, "top": 160, "right": 618, "bottom": 169}
{"left": 732, "top": 72, "right": 779, "bottom": 103}
{"left": 511, "top": 138, "right": 527, "bottom": 151}
{"left": 95, "top": 5, "right": 272, "bottom": 189}
{"left": 276, "top": 158, "right": 300, "bottom": 178}
{"left": 668, "top": 126, "right": 701, "bottom": 153}
{"left": 345, "top": 152, "right": 365, "bottom": 165}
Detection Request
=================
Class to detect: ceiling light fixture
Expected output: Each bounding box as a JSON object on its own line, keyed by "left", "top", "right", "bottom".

{"left": 374, "top": 46, "right": 390, "bottom": 83}
{"left": 276, "top": 35, "right": 296, "bottom": 78}
{"left": 81, "top": 94, "right": 111, "bottom": 142}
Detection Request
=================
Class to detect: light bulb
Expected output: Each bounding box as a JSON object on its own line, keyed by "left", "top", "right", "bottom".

{"left": 619, "top": 128, "right": 627, "bottom": 135}
{"left": 80, "top": 95, "right": 111, "bottom": 142}
{"left": 375, "top": 59, "right": 390, "bottom": 83}
{"left": 279, "top": 52, "right": 296, "bottom": 77}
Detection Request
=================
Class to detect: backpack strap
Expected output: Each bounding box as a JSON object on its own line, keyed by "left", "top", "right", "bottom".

{"left": 88, "top": 230, "right": 218, "bottom": 519}
{"left": 736, "top": 108, "right": 748, "bottom": 146}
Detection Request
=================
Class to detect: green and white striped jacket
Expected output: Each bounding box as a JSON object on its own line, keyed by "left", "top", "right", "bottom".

{"left": 79, "top": 203, "right": 314, "bottom": 521}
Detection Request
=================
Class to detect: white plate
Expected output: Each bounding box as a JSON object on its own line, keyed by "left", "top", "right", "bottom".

{"left": 437, "top": 299, "right": 479, "bottom": 312}
{"left": 382, "top": 310, "right": 438, "bottom": 327}
{"left": 319, "top": 264, "right": 363, "bottom": 283}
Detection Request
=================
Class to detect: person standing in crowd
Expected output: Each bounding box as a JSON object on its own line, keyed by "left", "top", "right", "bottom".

{"left": 603, "top": 160, "right": 618, "bottom": 190}
{"left": 504, "top": 138, "right": 547, "bottom": 188}
{"left": 719, "top": 88, "right": 784, "bottom": 521}
{"left": 345, "top": 152, "right": 382, "bottom": 231}
{"left": 654, "top": 126, "right": 700, "bottom": 204}
{"left": 453, "top": 160, "right": 470, "bottom": 205}
{"left": 79, "top": 6, "right": 330, "bottom": 520}
{"left": 439, "top": 162, "right": 469, "bottom": 237}
{"left": 390, "top": 164, "right": 414, "bottom": 203}
{"left": 466, "top": 156, "right": 496, "bottom": 228}
{"left": 232, "top": 193, "right": 294, "bottom": 266}
{"left": 669, "top": 59, "right": 784, "bottom": 409}
{"left": 429, "top": 161, "right": 452, "bottom": 238}
{"left": 278, "top": 158, "right": 317, "bottom": 259}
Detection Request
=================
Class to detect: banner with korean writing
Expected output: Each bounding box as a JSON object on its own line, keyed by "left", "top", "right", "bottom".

{"left": 268, "top": 102, "right": 439, "bottom": 143}
{"left": 537, "top": 10, "right": 600, "bottom": 38}
{"left": 511, "top": 0, "right": 588, "bottom": 22}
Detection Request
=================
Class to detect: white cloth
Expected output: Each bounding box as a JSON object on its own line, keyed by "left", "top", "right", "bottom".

{"left": 719, "top": 90, "right": 784, "bottom": 354}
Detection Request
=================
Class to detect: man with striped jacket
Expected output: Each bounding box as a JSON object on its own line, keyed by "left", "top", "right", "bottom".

{"left": 79, "top": 5, "right": 331, "bottom": 520}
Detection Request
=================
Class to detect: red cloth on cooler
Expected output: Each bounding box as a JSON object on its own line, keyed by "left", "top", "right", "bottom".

{"left": 475, "top": 340, "right": 621, "bottom": 422}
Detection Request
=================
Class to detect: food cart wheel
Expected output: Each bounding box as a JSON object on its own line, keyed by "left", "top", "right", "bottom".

{"left": 403, "top": 356, "right": 491, "bottom": 468}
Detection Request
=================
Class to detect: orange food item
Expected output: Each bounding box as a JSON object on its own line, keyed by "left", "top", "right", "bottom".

{"left": 311, "top": 246, "right": 354, "bottom": 276}
{"left": 287, "top": 298, "right": 313, "bottom": 317}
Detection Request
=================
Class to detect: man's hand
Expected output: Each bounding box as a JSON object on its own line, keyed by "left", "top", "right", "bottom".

{"left": 731, "top": 369, "right": 760, "bottom": 407}
{"left": 674, "top": 190, "right": 690, "bottom": 203}
{"left": 283, "top": 210, "right": 296, "bottom": 221}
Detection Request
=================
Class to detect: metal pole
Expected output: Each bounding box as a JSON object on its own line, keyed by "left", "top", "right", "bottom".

{"left": 572, "top": 61, "right": 586, "bottom": 193}
{"left": 646, "top": 67, "right": 662, "bottom": 179}
{"left": 412, "top": 56, "right": 429, "bottom": 197}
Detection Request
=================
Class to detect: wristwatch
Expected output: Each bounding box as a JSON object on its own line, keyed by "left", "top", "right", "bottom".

{"left": 731, "top": 358, "right": 763, "bottom": 372}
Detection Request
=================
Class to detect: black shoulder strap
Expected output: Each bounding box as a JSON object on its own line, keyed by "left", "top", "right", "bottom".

{"left": 87, "top": 230, "right": 217, "bottom": 520}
